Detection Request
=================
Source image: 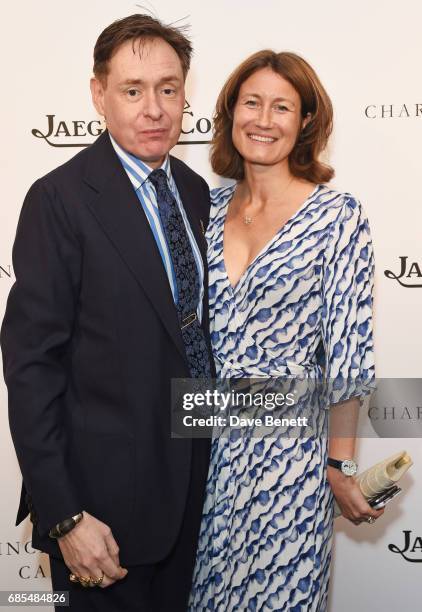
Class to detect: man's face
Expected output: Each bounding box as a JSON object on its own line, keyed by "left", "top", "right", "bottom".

{"left": 91, "top": 37, "right": 185, "bottom": 167}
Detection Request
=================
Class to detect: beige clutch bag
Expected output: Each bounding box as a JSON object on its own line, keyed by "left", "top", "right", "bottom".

{"left": 333, "top": 450, "right": 413, "bottom": 518}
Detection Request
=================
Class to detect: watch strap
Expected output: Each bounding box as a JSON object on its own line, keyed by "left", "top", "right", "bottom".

{"left": 327, "top": 457, "right": 343, "bottom": 470}
{"left": 49, "top": 512, "right": 84, "bottom": 539}
{"left": 327, "top": 457, "right": 357, "bottom": 476}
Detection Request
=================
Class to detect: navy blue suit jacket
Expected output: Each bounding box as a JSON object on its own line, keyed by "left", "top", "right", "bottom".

{"left": 1, "top": 131, "right": 212, "bottom": 565}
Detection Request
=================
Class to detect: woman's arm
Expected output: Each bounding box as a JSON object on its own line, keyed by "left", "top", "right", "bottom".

{"left": 327, "top": 397, "right": 384, "bottom": 524}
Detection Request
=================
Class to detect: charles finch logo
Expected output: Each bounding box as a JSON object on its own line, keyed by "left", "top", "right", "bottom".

{"left": 31, "top": 101, "right": 211, "bottom": 148}
{"left": 0, "top": 540, "right": 49, "bottom": 579}
{"left": 384, "top": 256, "right": 422, "bottom": 288}
{"left": 388, "top": 530, "right": 422, "bottom": 563}
{"left": 365, "top": 103, "right": 422, "bottom": 119}
{"left": 0, "top": 265, "right": 13, "bottom": 279}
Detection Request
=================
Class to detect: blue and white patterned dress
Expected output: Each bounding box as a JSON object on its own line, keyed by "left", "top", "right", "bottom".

{"left": 189, "top": 183, "right": 375, "bottom": 611}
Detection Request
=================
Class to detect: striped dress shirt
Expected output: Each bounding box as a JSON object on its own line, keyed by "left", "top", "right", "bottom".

{"left": 109, "top": 134, "right": 204, "bottom": 322}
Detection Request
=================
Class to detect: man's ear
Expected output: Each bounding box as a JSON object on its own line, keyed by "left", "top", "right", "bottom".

{"left": 90, "top": 77, "right": 106, "bottom": 117}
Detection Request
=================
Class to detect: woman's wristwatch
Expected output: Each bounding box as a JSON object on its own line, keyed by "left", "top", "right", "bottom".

{"left": 49, "top": 512, "right": 84, "bottom": 539}
{"left": 327, "top": 457, "right": 358, "bottom": 476}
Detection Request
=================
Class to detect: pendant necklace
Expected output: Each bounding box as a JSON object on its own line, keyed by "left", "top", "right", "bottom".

{"left": 243, "top": 177, "right": 295, "bottom": 225}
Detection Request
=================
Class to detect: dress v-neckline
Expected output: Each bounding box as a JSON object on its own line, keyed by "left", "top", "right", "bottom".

{"left": 222, "top": 184, "right": 322, "bottom": 292}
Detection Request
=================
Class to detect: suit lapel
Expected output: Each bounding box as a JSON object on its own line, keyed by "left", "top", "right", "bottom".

{"left": 83, "top": 133, "right": 187, "bottom": 363}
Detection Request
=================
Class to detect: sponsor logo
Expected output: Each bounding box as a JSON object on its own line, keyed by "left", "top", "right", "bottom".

{"left": 384, "top": 256, "right": 422, "bottom": 288}
{"left": 0, "top": 265, "right": 13, "bottom": 279}
{"left": 179, "top": 100, "right": 211, "bottom": 144}
{"left": 0, "top": 540, "right": 50, "bottom": 579}
{"left": 368, "top": 405, "right": 422, "bottom": 421}
{"left": 368, "top": 379, "right": 422, "bottom": 438}
{"left": 365, "top": 103, "right": 422, "bottom": 119}
{"left": 31, "top": 101, "right": 212, "bottom": 148}
{"left": 32, "top": 115, "right": 103, "bottom": 148}
{"left": 388, "top": 530, "right": 422, "bottom": 563}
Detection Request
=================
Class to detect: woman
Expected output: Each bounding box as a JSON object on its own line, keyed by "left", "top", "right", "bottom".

{"left": 189, "top": 50, "right": 383, "bottom": 611}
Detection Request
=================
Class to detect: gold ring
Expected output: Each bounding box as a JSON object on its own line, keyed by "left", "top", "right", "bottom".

{"left": 79, "top": 575, "right": 91, "bottom": 587}
{"left": 89, "top": 572, "right": 104, "bottom": 587}
{"left": 366, "top": 516, "right": 376, "bottom": 524}
{"left": 69, "top": 573, "right": 79, "bottom": 583}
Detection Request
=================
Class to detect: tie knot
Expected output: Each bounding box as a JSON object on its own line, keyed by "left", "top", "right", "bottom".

{"left": 148, "top": 168, "right": 168, "bottom": 191}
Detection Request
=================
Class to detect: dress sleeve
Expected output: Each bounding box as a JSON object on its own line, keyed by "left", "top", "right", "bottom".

{"left": 321, "top": 195, "right": 375, "bottom": 404}
{"left": 209, "top": 183, "right": 236, "bottom": 222}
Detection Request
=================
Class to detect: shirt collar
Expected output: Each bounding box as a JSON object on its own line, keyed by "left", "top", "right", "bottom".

{"left": 108, "top": 132, "right": 171, "bottom": 191}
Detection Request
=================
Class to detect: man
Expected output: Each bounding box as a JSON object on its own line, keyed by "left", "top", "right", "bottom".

{"left": 1, "top": 14, "right": 213, "bottom": 611}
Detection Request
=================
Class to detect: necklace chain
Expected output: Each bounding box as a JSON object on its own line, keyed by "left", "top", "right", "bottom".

{"left": 243, "top": 177, "right": 295, "bottom": 225}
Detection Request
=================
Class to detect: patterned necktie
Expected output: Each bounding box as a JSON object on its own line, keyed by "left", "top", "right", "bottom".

{"left": 148, "top": 168, "right": 211, "bottom": 378}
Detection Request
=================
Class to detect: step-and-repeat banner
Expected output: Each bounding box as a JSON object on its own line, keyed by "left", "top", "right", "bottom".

{"left": 1, "top": 1, "right": 421, "bottom": 610}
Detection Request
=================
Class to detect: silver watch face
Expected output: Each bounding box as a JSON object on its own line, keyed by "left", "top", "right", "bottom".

{"left": 341, "top": 459, "right": 358, "bottom": 476}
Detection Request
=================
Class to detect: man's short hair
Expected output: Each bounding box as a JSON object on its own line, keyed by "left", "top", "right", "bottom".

{"left": 93, "top": 13, "right": 192, "bottom": 83}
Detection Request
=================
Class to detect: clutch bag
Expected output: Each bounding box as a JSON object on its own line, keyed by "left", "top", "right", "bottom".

{"left": 333, "top": 450, "right": 413, "bottom": 518}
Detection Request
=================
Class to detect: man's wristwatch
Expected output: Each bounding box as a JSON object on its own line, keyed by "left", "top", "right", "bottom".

{"left": 327, "top": 457, "right": 358, "bottom": 476}
{"left": 49, "top": 512, "right": 84, "bottom": 539}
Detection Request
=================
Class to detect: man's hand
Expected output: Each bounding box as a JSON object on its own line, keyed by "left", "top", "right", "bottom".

{"left": 58, "top": 511, "right": 128, "bottom": 588}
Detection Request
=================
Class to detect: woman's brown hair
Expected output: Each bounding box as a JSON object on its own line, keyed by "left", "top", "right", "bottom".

{"left": 211, "top": 50, "right": 334, "bottom": 183}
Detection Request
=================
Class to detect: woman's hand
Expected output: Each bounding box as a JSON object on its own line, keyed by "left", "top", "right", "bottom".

{"left": 327, "top": 466, "right": 385, "bottom": 525}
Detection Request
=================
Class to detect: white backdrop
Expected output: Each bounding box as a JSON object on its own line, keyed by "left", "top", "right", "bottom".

{"left": 1, "top": 1, "right": 421, "bottom": 610}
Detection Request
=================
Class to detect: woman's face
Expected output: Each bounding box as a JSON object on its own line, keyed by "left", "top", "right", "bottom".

{"left": 232, "top": 67, "right": 307, "bottom": 170}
